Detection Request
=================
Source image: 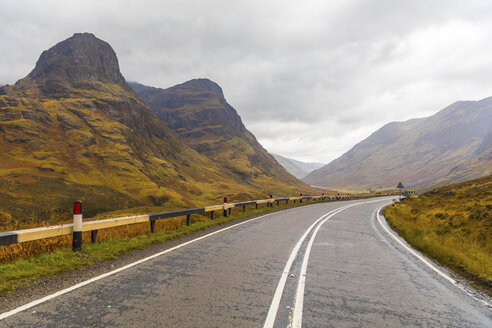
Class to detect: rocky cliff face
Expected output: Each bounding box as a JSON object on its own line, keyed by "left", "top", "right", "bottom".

{"left": 303, "top": 97, "right": 492, "bottom": 191}
{"left": 130, "top": 79, "right": 245, "bottom": 136}
{"left": 130, "top": 80, "right": 308, "bottom": 191}
{"left": 29, "top": 33, "right": 127, "bottom": 89}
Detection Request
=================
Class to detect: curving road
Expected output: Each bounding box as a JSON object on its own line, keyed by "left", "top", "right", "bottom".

{"left": 1, "top": 198, "right": 490, "bottom": 327}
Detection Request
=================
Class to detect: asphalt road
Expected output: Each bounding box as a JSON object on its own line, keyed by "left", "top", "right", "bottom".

{"left": 1, "top": 198, "right": 491, "bottom": 327}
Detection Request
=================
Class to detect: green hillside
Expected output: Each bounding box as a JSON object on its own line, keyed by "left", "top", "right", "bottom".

{"left": 0, "top": 33, "right": 317, "bottom": 229}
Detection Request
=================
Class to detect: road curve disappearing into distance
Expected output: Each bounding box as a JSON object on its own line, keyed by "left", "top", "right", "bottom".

{"left": 1, "top": 198, "right": 491, "bottom": 327}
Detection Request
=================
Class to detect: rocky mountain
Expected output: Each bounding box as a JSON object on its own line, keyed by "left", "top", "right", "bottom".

{"left": 303, "top": 97, "right": 492, "bottom": 191}
{"left": 129, "top": 80, "right": 309, "bottom": 193}
{"left": 271, "top": 153, "right": 324, "bottom": 179}
{"left": 0, "top": 33, "right": 314, "bottom": 226}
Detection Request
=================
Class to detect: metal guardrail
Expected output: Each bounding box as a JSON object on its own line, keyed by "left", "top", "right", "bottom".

{"left": 0, "top": 194, "right": 353, "bottom": 250}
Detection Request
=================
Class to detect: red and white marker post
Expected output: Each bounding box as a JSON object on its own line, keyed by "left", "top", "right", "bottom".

{"left": 72, "top": 201, "right": 83, "bottom": 251}
{"left": 223, "top": 197, "right": 228, "bottom": 217}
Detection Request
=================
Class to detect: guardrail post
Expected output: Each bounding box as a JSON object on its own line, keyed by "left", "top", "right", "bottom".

{"left": 223, "top": 197, "right": 228, "bottom": 217}
{"left": 16, "top": 193, "right": 354, "bottom": 251}
{"left": 72, "top": 201, "right": 83, "bottom": 252}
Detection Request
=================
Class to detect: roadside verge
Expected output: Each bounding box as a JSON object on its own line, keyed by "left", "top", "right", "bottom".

{"left": 0, "top": 199, "right": 329, "bottom": 310}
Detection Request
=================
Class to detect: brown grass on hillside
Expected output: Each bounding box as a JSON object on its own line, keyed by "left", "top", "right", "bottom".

{"left": 384, "top": 175, "right": 491, "bottom": 294}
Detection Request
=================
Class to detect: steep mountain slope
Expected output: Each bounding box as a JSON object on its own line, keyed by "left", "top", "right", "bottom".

{"left": 271, "top": 153, "right": 324, "bottom": 179}
{"left": 129, "top": 80, "right": 310, "bottom": 193}
{"left": 303, "top": 97, "right": 492, "bottom": 191}
{"left": 0, "top": 33, "right": 309, "bottom": 226}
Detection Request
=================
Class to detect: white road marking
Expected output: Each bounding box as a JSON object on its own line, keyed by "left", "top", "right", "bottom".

{"left": 290, "top": 198, "right": 391, "bottom": 328}
{"left": 376, "top": 206, "right": 491, "bottom": 308}
{"left": 262, "top": 205, "right": 350, "bottom": 328}
{"left": 0, "top": 199, "right": 394, "bottom": 322}
{"left": 0, "top": 209, "right": 295, "bottom": 321}
{"left": 264, "top": 198, "right": 391, "bottom": 328}
{"left": 291, "top": 206, "right": 347, "bottom": 328}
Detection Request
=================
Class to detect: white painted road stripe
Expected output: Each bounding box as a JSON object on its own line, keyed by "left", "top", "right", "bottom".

{"left": 262, "top": 206, "right": 350, "bottom": 328}
{"left": 264, "top": 198, "right": 390, "bottom": 328}
{"left": 0, "top": 209, "right": 296, "bottom": 321}
{"left": 291, "top": 206, "right": 347, "bottom": 328}
{"left": 376, "top": 206, "right": 491, "bottom": 308}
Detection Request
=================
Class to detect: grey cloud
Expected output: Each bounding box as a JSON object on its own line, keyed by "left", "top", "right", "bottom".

{"left": 1, "top": 0, "right": 491, "bottom": 163}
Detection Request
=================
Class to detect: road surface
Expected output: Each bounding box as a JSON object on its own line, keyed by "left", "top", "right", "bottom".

{"left": 1, "top": 198, "right": 490, "bottom": 327}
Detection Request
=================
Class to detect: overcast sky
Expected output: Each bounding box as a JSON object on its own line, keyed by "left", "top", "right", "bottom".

{"left": 1, "top": 0, "right": 491, "bottom": 163}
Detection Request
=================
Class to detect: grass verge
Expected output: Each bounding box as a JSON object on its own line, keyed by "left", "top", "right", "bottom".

{"left": 384, "top": 175, "right": 491, "bottom": 296}
{"left": 0, "top": 199, "right": 325, "bottom": 294}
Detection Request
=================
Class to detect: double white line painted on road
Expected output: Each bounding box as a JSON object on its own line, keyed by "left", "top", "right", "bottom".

{"left": 264, "top": 198, "right": 389, "bottom": 328}
{"left": 291, "top": 206, "right": 349, "bottom": 328}
{"left": 376, "top": 207, "right": 491, "bottom": 309}
{"left": 0, "top": 199, "right": 391, "bottom": 322}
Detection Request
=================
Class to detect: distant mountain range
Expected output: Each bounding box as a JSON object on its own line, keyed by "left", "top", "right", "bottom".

{"left": 0, "top": 33, "right": 314, "bottom": 224}
{"left": 271, "top": 154, "right": 324, "bottom": 179}
{"left": 303, "top": 97, "right": 492, "bottom": 191}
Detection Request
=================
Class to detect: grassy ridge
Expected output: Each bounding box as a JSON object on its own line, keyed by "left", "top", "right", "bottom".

{"left": 384, "top": 175, "right": 491, "bottom": 294}
{"left": 0, "top": 199, "right": 325, "bottom": 294}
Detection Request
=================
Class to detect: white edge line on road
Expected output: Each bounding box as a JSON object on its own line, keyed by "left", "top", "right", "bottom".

{"left": 376, "top": 206, "right": 491, "bottom": 309}
{"left": 0, "top": 210, "right": 292, "bottom": 321}
{"left": 264, "top": 198, "right": 390, "bottom": 328}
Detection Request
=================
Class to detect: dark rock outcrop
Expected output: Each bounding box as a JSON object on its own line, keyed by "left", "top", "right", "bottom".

{"left": 28, "top": 33, "right": 133, "bottom": 95}
{"left": 130, "top": 79, "right": 306, "bottom": 188}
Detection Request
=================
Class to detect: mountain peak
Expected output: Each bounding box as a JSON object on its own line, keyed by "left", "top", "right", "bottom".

{"left": 28, "top": 33, "right": 126, "bottom": 93}
{"left": 131, "top": 80, "right": 308, "bottom": 190}
{"left": 179, "top": 78, "right": 224, "bottom": 97}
